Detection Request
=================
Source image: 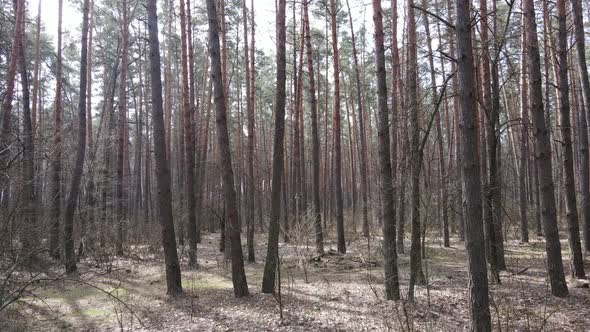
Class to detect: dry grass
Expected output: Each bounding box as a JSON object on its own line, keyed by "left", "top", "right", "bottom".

{"left": 1, "top": 232, "right": 589, "bottom": 331}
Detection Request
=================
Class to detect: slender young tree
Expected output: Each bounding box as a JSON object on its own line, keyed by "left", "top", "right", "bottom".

{"left": 556, "top": 0, "right": 585, "bottom": 279}
{"left": 456, "top": 0, "right": 491, "bottom": 328}
{"left": 206, "top": 0, "right": 249, "bottom": 297}
{"left": 262, "top": 0, "right": 287, "bottom": 294}
{"left": 523, "top": 0, "right": 568, "bottom": 297}
{"left": 372, "top": 0, "right": 400, "bottom": 301}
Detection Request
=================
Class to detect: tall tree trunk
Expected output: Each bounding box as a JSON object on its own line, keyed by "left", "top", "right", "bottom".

{"left": 523, "top": 0, "right": 568, "bottom": 297}
{"left": 490, "top": 0, "right": 506, "bottom": 270}
{"left": 15, "top": 0, "right": 38, "bottom": 254}
{"left": 0, "top": 0, "right": 24, "bottom": 238}
{"left": 422, "top": 2, "right": 449, "bottom": 248}
{"left": 132, "top": 23, "right": 143, "bottom": 226}
{"left": 116, "top": 0, "right": 129, "bottom": 256}
{"left": 540, "top": 0, "right": 552, "bottom": 238}
{"left": 195, "top": 66, "right": 212, "bottom": 242}
{"left": 179, "top": 0, "right": 197, "bottom": 268}
{"left": 407, "top": 0, "right": 425, "bottom": 300}
{"left": 147, "top": 0, "right": 183, "bottom": 296}
{"left": 456, "top": 0, "right": 492, "bottom": 328}
{"left": 445, "top": 0, "right": 464, "bottom": 241}
{"left": 262, "top": 0, "right": 287, "bottom": 294}
{"left": 556, "top": 0, "right": 586, "bottom": 279}
{"left": 372, "top": 0, "right": 400, "bottom": 301}
{"left": 479, "top": 0, "right": 500, "bottom": 282}
{"left": 64, "top": 0, "right": 91, "bottom": 274}
{"left": 164, "top": 0, "right": 173, "bottom": 159}
{"left": 290, "top": 2, "right": 300, "bottom": 237}
{"left": 31, "top": 0, "right": 41, "bottom": 137}
{"left": 329, "top": 0, "right": 346, "bottom": 254}
{"left": 519, "top": 6, "right": 530, "bottom": 243}
{"left": 390, "top": 0, "right": 401, "bottom": 247}
{"left": 343, "top": 0, "right": 368, "bottom": 239}
{"left": 303, "top": 0, "right": 324, "bottom": 254}
{"left": 186, "top": 0, "right": 196, "bottom": 123}
{"left": 571, "top": 0, "right": 590, "bottom": 252}
{"left": 206, "top": 0, "right": 249, "bottom": 297}
{"left": 247, "top": 0, "right": 257, "bottom": 260}
{"left": 242, "top": 0, "right": 255, "bottom": 263}
{"left": 49, "top": 0, "right": 63, "bottom": 259}
{"left": 84, "top": 0, "right": 96, "bottom": 251}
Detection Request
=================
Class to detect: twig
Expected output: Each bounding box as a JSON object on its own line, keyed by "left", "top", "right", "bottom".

{"left": 410, "top": 4, "right": 455, "bottom": 30}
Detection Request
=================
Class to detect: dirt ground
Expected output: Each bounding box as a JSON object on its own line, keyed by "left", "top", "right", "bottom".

{"left": 2, "top": 232, "right": 590, "bottom": 331}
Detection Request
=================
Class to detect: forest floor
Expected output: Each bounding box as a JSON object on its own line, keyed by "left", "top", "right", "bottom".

{"left": 2, "top": 230, "right": 590, "bottom": 331}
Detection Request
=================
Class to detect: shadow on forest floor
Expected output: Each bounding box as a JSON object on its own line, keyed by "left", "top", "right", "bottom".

{"left": 1, "top": 233, "right": 590, "bottom": 331}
